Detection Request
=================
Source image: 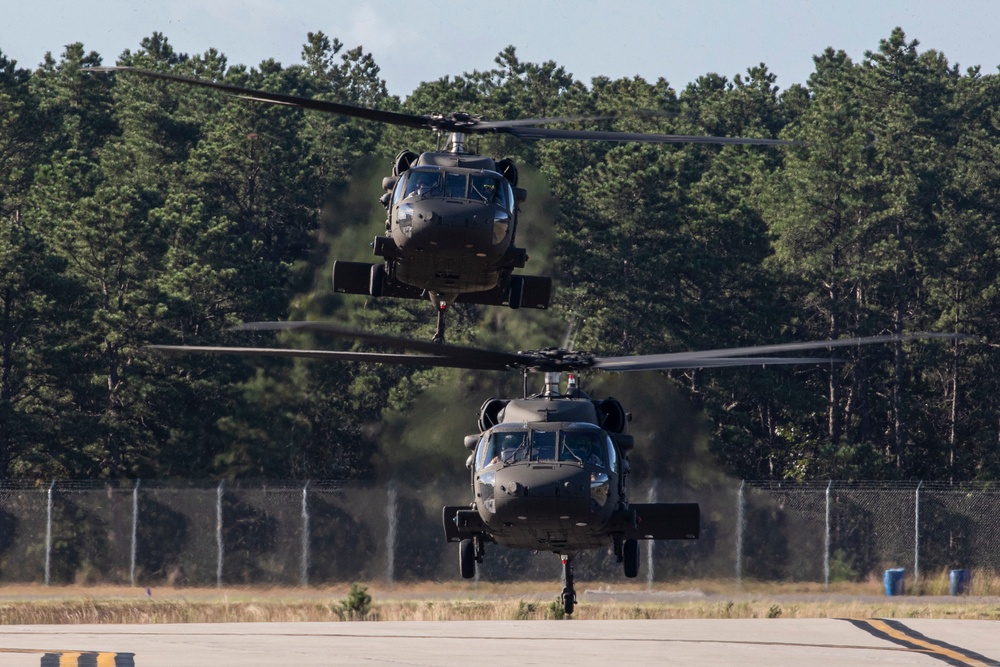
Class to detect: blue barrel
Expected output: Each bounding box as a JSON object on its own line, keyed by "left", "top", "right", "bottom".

{"left": 884, "top": 568, "right": 906, "bottom": 596}
{"left": 949, "top": 569, "right": 971, "bottom": 595}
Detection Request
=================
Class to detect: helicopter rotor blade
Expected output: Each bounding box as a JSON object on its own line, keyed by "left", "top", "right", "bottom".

{"left": 473, "top": 109, "right": 679, "bottom": 130}
{"left": 144, "top": 344, "right": 513, "bottom": 370}
{"left": 592, "top": 333, "right": 970, "bottom": 372}
{"left": 505, "top": 126, "right": 802, "bottom": 146}
{"left": 147, "top": 344, "right": 841, "bottom": 373}
{"left": 231, "top": 321, "right": 532, "bottom": 368}
{"left": 88, "top": 67, "right": 433, "bottom": 130}
{"left": 149, "top": 327, "right": 969, "bottom": 374}
{"left": 89, "top": 67, "right": 796, "bottom": 146}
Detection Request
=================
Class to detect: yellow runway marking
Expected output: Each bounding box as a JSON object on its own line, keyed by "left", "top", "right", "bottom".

{"left": 847, "top": 618, "right": 999, "bottom": 666}
{"left": 0, "top": 648, "right": 132, "bottom": 666}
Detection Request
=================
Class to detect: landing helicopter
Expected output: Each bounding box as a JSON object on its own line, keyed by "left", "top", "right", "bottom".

{"left": 92, "top": 66, "right": 798, "bottom": 342}
{"left": 148, "top": 323, "right": 961, "bottom": 614}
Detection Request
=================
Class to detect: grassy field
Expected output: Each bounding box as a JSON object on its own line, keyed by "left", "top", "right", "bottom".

{"left": 2, "top": 575, "right": 1000, "bottom": 623}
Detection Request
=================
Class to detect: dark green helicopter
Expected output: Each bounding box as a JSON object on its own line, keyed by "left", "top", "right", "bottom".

{"left": 91, "top": 66, "right": 797, "bottom": 342}
{"left": 148, "top": 324, "right": 962, "bottom": 614}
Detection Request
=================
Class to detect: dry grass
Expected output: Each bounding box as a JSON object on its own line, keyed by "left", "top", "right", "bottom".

{"left": 2, "top": 574, "right": 999, "bottom": 624}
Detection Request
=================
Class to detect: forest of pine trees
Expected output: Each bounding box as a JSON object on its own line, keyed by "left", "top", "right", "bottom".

{"left": 2, "top": 28, "right": 999, "bottom": 485}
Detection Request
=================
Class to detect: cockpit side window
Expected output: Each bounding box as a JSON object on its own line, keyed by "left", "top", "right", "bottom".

{"left": 501, "top": 181, "right": 514, "bottom": 211}
{"left": 605, "top": 435, "right": 618, "bottom": 473}
{"left": 391, "top": 173, "right": 407, "bottom": 206}
{"left": 475, "top": 436, "right": 492, "bottom": 470}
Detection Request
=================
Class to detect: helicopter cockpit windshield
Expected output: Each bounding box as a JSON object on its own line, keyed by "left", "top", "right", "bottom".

{"left": 476, "top": 425, "right": 616, "bottom": 470}
{"left": 398, "top": 167, "right": 511, "bottom": 209}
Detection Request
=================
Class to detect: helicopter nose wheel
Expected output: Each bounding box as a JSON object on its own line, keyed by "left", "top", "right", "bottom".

{"left": 559, "top": 555, "right": 576, "bottom": 616}
{"left": 433, "top": 302, "right": 448, "bottom": 344}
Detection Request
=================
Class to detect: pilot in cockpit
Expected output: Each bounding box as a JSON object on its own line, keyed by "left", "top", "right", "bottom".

{"left": 407, "top": 171, "right": 441, "bottom": 198}
{"left": 489, "top": 431, "right": 527, "bottom": 465}
{"left": 562, "top": 433, "right": 605, "bottom": 467}
{"left": 470, "top": 176, "right": 497, "bottom": 203}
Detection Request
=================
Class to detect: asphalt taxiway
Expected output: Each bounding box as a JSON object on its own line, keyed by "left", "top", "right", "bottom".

{"left": 1, "top": 618, "right": 998, "bottom": 666}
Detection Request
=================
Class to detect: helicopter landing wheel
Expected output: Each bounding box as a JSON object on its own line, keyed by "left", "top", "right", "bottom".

{"left": 459, "top": 538, "right": 476, "bottom": 579}
{"left": 623, "top": 538, "right": 640, "bottom": 578}
{"left": 507, "top": 276, "right": 524, "bottom": 310}
{"left": 369, "top": 263, "right": 385, "bottom": 297}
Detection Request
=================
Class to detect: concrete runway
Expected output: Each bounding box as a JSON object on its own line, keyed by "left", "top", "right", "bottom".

{"left": 0, "top": 618, "right": 998, "bottom": 666}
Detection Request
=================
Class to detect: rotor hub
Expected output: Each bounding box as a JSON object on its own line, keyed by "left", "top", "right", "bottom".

{"left": 515, "top": 348, "right": 596, "bottom": 372}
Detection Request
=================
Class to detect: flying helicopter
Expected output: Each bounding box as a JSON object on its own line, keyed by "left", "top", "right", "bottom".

{"left": 147, "top": 323, "right": 962, "bottom": 614}
{"left": 91, "top": 66, "right": 798, "bottom": 342}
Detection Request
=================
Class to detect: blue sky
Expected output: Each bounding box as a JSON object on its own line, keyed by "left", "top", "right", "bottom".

{"left": 3, "top": 0, "right": 999, "bottom": 97}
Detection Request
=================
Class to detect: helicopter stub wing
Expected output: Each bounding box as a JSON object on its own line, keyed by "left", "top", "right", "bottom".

{"left": 624, "top": 503, "right": 701, "bottom": 540}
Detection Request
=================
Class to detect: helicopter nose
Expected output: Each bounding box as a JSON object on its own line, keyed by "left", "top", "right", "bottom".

{"left": 492, "top": 467, "right": 593, "bottom": 522}
{"left": 405, "top": 201, "right": 495, "bottom": 250}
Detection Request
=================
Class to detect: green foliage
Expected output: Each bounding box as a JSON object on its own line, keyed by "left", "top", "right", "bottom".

{"left": 829, "top": 549, "right": 860, "bottom": 583}
{"left": 512, "top": 600, "right": 537, "bottom": 620}
{"left": 337, "top": 582, "right": 372, "bottom": 620}
{"left": 0, "top": 28, "right": 996, "bottom": 486}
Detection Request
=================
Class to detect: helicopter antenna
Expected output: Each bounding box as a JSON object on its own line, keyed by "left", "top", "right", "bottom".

{"left": 522, "top": 368, "right": 528, "bottom": 398}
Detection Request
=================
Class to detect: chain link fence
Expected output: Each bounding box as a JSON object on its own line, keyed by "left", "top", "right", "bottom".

{"left": 1, "top": 480, "right": 998, "bottom": 586}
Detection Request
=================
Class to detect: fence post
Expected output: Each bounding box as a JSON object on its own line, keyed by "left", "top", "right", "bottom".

{"left": 824, "top": 480, "right": 831, "bottom": 590}
{"left": 216, "top": 480, "right": 224, "bottom": 588}
{"left": 386, "top": 481, "right": 397, "bottom": 584}
{"left": 131, "top": 479, "right": 140, "bottom": 587}
{"left": 646, "top": 480, "right": 657, "bottom": 589}
{"left": 301, "top": 481, "right": 310, "bottom": 587}
{"left": 44, "top": 480, "right": 55, "bottom": 586}
{"left": 914, "top": 480, "right": 922, "bottom": 586}
{"left": 736, "top": 480, "right": 745, "bottom": 589}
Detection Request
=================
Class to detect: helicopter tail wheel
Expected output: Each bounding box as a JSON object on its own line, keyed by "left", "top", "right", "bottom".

{"left": 433, "top": 301, "right": 448, "bottom": 344}
{"left": 459, "top": 538, "right": 476, "bottom": 579}
{"left": 561, "top": 588, "right": 575, "bottom": 616}
{"left": 560, "top": 556, "right": 576, "bottom": 616}
{"left": 623, "top": 538, "right": 640, "bottom": 578}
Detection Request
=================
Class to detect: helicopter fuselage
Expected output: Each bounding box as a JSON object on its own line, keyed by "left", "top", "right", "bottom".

{"left": 332, "top": 149, "right": 551, "bottom": 324}
{"left": 444, "top": 379, "right": 699, "bottom": 561}
{"left": 470, "top": 421, "right": 623, "bottom": 552}
{"left": 383, "top": 158, "right": 518, "bottom": 298}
